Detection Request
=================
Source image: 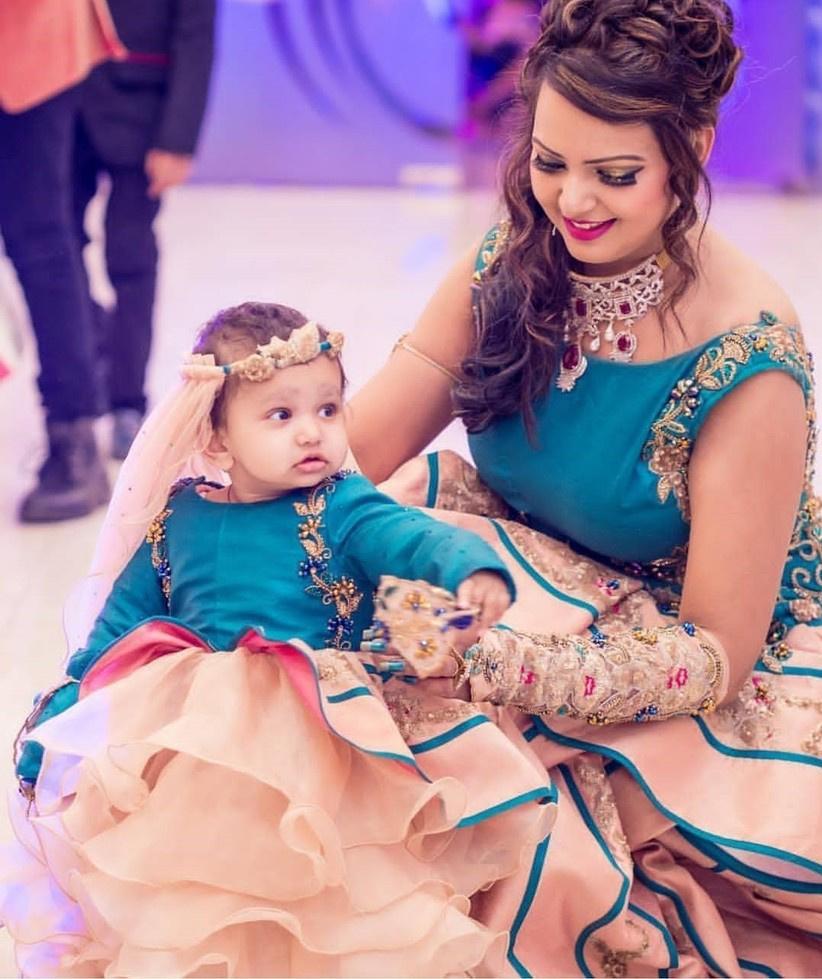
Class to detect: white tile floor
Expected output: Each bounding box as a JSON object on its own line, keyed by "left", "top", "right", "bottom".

{"left": 0, "top": 185, "right": 820, "bottom": 975}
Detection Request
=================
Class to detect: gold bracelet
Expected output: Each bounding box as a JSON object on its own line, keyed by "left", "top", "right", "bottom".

{"left": 392, "top": 334, "right": 460, "bottom": 384}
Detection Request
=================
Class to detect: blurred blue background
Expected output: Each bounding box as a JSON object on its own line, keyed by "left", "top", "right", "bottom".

{"left": 192, "top": 0, "right": 822, "bottom": 190}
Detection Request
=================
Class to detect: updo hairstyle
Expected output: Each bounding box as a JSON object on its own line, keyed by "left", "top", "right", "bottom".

{"left": 456, "top": 0, "right": 743, "bottom": 436}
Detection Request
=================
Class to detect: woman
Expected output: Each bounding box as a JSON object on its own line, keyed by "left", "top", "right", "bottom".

{"left": 350, "top": 0, "right": 822, "bottom": 974}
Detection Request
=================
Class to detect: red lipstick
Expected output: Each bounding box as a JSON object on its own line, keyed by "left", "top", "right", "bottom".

{"left": 563, "top": 217, "right": 617, "bottom": 242}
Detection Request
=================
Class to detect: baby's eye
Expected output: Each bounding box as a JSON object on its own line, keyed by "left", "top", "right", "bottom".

{"left": 319, "top": 403, "right": 338, "bottom": 419}
{"left": 268, "top": 408, "right": 290, "bottom": 421}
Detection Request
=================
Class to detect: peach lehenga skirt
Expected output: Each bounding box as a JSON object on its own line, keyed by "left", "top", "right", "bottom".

{"left": 3, "top": 454, "right": 822, "bottom": 978}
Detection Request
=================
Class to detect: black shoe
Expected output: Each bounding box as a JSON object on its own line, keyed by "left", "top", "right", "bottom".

{"left": 19, "top": 418, "right": 111, "bottom": 523}
{"left": 110, "top": 408, "right": 144, "bottom": 460}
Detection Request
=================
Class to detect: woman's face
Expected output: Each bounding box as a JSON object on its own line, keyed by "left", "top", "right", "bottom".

{"left": 530, "top": 83, "right": 674, "bottom": 275}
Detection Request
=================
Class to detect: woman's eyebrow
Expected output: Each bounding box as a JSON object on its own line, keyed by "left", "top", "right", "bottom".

{"left": 531, "top": 136, "right": 645, "bottom": 164}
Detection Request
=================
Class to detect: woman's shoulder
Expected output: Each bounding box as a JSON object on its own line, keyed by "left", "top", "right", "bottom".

{"left": 695, "top": 228, "right": 800, "bottom": 337}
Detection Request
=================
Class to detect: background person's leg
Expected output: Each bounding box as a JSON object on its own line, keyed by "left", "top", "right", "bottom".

{"left": 0, "top": 88, "right": 109, "bottom": 521}
{"left": 104, "top": 166, "right": 160, "bottom": 458}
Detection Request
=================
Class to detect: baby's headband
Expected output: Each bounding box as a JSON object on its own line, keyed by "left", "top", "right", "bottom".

{"left": 180, "top": 321, "right": 344, "bottom": 382}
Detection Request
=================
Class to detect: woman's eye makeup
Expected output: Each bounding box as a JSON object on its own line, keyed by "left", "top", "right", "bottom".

{"left": 597, "top": 169, "right": 642, "bottom": 186}
{"left": 531, "top": 155, "right": 642, "bottom": 187}
{"left": 531, "top": 155, "right": 564, "bottom": 173}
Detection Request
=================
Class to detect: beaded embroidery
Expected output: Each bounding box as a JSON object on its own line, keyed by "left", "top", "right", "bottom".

{"left": 593, "top": 920, "right": 650, "bottom": 978}
{"left": 471, "top": 221, "right": 509, "bottom": 286}
{"left": 636, "top": 316, "right": 822, "bottom": 668}
{"left": 383, "top": 688, "right": 479, "bottom": 742}
{"left": 500, "top": 520, "right": 643, "bottom": 612}
{"left": 714, "top": 673, "right": 822, "bottom": 755}
{"left": 146, "top": 477, "right": 203, "bottom": 604}
{"left": 294, "top": 473, "right": 363, "bottom": 649}
{"left": 573, "top": 759, "right": 630, "bottom": 863}
{"left": 644, "top": 317, "right": 812, "bottom": 519}
{"left": 433, "top": 450, "right": 511, "bottom": 519}
{"left": 466, "top": 621, "right": 724, "bottom": 725}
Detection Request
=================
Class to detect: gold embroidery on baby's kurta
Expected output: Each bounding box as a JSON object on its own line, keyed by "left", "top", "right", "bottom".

{"left": 295, "top": 474, "right": 363, "bottom": 650}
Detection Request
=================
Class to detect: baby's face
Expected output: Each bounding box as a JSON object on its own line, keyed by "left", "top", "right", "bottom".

{"left": 218, "top": 355, "right": 349, "bottom": 500}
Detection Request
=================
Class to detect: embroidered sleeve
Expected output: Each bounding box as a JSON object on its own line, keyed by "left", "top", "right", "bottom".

{"left": 464, "top": 621, "right": 727, "bottom": 724}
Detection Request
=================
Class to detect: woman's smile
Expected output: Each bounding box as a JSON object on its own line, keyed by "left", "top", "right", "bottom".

{"left": 562, "top": 217, "right": 617, "bottom": 241}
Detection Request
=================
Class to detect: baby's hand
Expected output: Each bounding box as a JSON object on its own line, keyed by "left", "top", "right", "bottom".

{"left": 456, "top": 570, "right": 511, "bottom": 633}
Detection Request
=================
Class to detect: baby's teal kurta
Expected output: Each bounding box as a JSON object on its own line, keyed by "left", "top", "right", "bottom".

{"left": 18, "top": 471, "right": 515, "bottom": 782}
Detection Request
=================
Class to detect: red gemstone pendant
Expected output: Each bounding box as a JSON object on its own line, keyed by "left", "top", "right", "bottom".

{"left": 611, "top": 330, "right": 637, "bottom": 362}
{"left": 557, "top": 342, "right": 588, "bottom": 391}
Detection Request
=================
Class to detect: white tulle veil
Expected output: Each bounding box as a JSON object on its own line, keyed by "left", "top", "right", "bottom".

{"left": 62, "top": 356, "right": 228, "bottom": 658}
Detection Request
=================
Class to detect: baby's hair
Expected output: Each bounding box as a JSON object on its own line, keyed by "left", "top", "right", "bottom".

{"left": 193, "top": 301, "right": 346, "bottom": 426}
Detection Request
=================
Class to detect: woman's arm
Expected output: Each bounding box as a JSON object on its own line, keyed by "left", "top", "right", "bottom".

{"left": 460, "top": 369, "right": 807, "bottom": 719}
{"left": 681, "top": 369, "right": 807, "bottom": 698}
{"left": 347, "top": 243, "right": 478, "bottom": 483}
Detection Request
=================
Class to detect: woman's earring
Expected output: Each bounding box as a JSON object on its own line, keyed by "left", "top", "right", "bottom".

{"left": 551, "top": 223, "right": 557, "bottom": 237}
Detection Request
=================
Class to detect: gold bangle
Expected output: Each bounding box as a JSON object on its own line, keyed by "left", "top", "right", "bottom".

{"left": 392, "top": 334, "right": 460, "bottom": 384}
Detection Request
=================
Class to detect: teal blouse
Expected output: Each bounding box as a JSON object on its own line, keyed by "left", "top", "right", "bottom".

{"left": 468, "top": 226, "right": 822, "bottom": 666}
{"left": 17, "top": 471, "right": 515, "bottom": 783}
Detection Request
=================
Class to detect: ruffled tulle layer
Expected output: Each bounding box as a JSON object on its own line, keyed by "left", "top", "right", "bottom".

{"left": 0, "top": 632, "right": 554, "bottom": 978}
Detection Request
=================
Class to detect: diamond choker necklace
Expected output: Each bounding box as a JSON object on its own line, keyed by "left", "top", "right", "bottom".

{"left": 557, "top": 250, "right": 670, "bottom": 392}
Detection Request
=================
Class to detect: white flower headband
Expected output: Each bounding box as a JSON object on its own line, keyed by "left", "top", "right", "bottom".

{"left": 180, "top": 321, "right": 344, "bottom": 382}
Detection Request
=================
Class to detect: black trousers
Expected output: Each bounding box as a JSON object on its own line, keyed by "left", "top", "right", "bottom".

{"left": 0, "top": 88, "right": 102, "bottom": 421}
{"left": 73, "top": 119, "right": 161, "bottom": 415}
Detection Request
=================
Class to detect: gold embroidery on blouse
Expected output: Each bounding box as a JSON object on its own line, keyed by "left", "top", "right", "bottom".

{"left": 637, "top": 320, "right": 822, "bottom": 669}
{"left": 295, "top": 477, "right": 363, "bottom": 650}
{"left": 472, "top": 221, "right": 510, "bottom": 284}
{"left": 644, "top": 331, "right": 753, "bottom": 520}
{"left": 784, "top": 492, "right": 822, "bottom": 623}
{"left": 643, "top": 321, "right": 811, "bottom": 523}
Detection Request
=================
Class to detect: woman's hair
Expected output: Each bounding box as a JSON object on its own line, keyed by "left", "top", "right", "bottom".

{"left": 455, "top": 0, "right": 743, "bottom": 437}
{"left": 193, "top": 301, "right": 346, "bottom": 426}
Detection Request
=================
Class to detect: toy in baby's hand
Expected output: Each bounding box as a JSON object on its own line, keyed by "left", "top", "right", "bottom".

{"left": 361, "top": 576, "right": 479, "bottom": 678}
